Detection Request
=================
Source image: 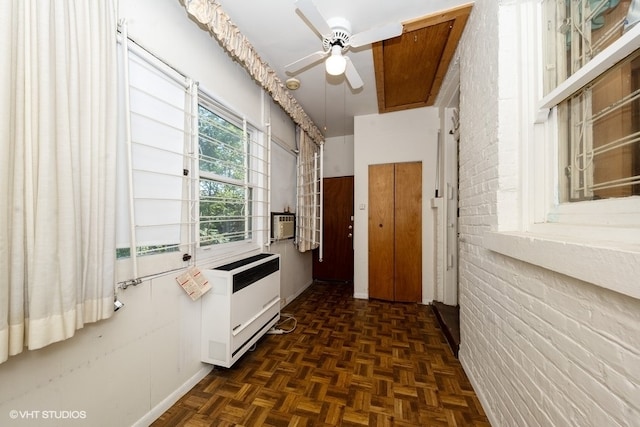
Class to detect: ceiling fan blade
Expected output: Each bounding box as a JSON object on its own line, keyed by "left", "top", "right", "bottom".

{"left": 349, "top": 22, "right": 403, "bottom": 47}
{"left": 294, "top": 0, "right": 332, "bottom": 37}
{"left": 285, "top": 50, "right": 328, "bottom": 74}
{"left": 344, "top": 57, "right": 363, "bottom": 90}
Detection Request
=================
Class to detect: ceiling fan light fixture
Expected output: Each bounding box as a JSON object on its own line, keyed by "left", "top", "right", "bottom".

{"left": 325, "top": 45, "right": 346, "bottom": 76}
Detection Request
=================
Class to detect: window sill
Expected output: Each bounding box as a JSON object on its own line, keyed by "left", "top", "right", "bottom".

{"left": 484, "top": 225, "right": 640, "bottom": 300}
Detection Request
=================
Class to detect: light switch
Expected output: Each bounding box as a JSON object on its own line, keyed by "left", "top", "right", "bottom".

{"left": 359, "top": 203, "right": 366, "bottom": 210}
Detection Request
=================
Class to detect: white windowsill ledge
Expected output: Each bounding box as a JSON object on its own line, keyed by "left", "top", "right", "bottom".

{"left": 484, "top": 226, "right": 640, "bottom": 301}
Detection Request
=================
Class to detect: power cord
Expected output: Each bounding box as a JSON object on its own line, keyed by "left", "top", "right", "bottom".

{"left": 267, "top": 313, "right": 297, "bottom": 335}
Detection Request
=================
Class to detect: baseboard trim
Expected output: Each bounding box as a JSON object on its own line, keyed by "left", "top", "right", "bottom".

{"left": 281, "top": 279, "right": 313, "bottom": 309}
{"left": 132, "top": 364, "right": 213, "bottom": 427}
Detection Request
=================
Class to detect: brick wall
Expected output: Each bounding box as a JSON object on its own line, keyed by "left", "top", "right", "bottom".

{"left": 457, "top": 1, "right": 640, "bottom": 426}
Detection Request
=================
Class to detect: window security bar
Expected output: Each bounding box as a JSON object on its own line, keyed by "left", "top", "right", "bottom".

{"left": 117, "top": 29, "right": 197, "bottom": 281}
{"left": 197, "top": 103, "right": 269, "bottom": 249}
{"left": 589, "top": 175, "right": 640, "bottom": 191}
{"left": 589, "top": 88, "right": 640, "bottom": 124}
{"left": 199, "top": 215, "right": 268, "bottom": 223}
{"left": 591, "top": 16, "right": 628, "bottom": 52}
{"left": 120, "top": 22, "right": 137, "bottom": 279}
{"left": 592, "top": 132, "right": 640, "bottom": 157}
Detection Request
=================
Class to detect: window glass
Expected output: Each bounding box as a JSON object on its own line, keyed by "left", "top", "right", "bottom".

{"left": 198, "top": 104, "right": 254, "bottom": 246}
{"left": 541, "top": 1, "right": 640, "bottom": 202}
{"left": 542, "top": 0, "right": 638, "bottom": 94}
{"left": 199, "top": 106, "right": 247, "bottom": 180}
{"left": 558, "top": 48, "right": 640, "bottom": 201}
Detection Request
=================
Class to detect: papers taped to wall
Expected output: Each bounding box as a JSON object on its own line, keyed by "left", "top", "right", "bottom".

{"left": 176, "top": 268, "right": 211, "bottom": 301}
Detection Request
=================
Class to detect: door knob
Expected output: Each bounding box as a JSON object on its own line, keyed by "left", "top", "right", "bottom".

{"left": 348, "top": 233, "right": 353, "bottom": 238}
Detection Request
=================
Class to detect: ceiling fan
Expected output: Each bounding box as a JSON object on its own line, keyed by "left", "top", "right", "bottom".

{"left": 285, "top": 0, "right": 403, "bottom": 89}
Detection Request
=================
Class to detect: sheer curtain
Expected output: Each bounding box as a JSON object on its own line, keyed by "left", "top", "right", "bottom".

{"left": 0, "top": 0, "right": 118, "bottom": 363}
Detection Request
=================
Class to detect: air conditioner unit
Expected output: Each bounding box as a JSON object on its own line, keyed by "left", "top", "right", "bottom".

{"left": 201, "top": 253, "right": 280, "bottom": 367}
{"left": 272, "top": 212, "right": 295, "bottom": 240}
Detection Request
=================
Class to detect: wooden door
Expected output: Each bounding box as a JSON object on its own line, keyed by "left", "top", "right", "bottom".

{"left": 368, "top": 162, "right": 422, "bottom": 302}
{"left": 394, "top": 162, "right": 422, "bottom": 302}
{"left": 368, "top": 164, "right": 395, "bottom": 300}
{"left": 313, "top": 176, "right": 354, "bottom": 282}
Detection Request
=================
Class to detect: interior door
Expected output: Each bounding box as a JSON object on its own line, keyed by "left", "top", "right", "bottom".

{"left": 368, "top": 164, "right": 395, "bottom": 300}
{"left": 368, "top": 162, "right": 422, "bottom": 302}
{"left": 313, "top": 176, "right": 354, "bottom": 282}
{"left": 394, "top": 161, "right": 422, "bottom": 302}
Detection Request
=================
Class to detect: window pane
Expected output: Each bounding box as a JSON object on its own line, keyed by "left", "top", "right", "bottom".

{"left": 199, "top": 178, "right": 252, "bottom": 245}
{"left": 197, "top": 100, "right": 261, "bottom": 249}
{"left": 198, "top": 105, "right": 247, "bottom": 181}
{"left": 542, "top": 0, "right": 637, "bottom": 94}
{"left": 558, "top": 48, "right": 640, "bottom": 201}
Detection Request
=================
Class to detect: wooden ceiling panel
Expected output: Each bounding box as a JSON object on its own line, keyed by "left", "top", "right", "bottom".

{"left": 380, "top": 22, "right": 453, "bottom": 110}
{"left": 373, "top": 3, "right": 473, "bottom": 114}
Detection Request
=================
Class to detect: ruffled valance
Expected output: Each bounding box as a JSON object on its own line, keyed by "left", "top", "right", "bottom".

{"left": 183, "top": 0, "right": 325, "bottom": 145}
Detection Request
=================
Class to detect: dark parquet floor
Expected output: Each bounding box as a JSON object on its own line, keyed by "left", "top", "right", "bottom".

{"left": 152, "top": 282, "right": 490, "bottom": 427}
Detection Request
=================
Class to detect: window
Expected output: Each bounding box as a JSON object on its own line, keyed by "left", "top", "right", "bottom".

{"left": 542, "top": 0, "right": 640, "bottom": 203}
{"left": 197, "top": 97, "right": 268, "bottom": 250}
{"left": 483, "top": 1, "right": 640, "bottom": 300}
{"left": 116, "top": 36, "right": 196, "bottom": 283}
{"left": 542, "top": 0, "right": 639, "bottom": 93}
{"left": 116, "top": 36, "right": 270, "bottom": 284}
{"left": 557, "top": 49, "right": 640, "bottom": 201}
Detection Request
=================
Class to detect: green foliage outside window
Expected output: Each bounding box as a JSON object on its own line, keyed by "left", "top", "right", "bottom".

{"left": 198, "top": 105, "right": 252, "bottom": 246}
{"left": 116, "top": 245, "right": 179, "bottom": 259}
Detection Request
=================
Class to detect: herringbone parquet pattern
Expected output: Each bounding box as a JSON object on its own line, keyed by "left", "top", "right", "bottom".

{"left": 152, "top": 282, "right": 490, "bottom": 426}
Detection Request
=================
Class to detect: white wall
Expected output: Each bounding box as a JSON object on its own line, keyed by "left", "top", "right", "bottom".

{"left": 122, "top": 0, "right": 262, "bottom": 125}
{"left": 456, "top": 1, "right": 640, "bottom": 426}
{"left": 323, "top": 135, "right": 354, "bottom": 177}
{"left": 353, "top": 107, "right": 440, "bottom": 303}
{"left": 268, "top": 240, "right": 313, "bottom": 309}
{"left": 270, "top": 100, "right": 297, "bottom": 154}
{"left": 0, "top": 1, "right": 311, "bottom": 426}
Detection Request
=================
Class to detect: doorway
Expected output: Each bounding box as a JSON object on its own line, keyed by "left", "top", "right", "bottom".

{"left": 313, "top": 176, "right": 354, "bottom": 282}
{"left": 431, "top": 107, "right": 460, "bottom": 357}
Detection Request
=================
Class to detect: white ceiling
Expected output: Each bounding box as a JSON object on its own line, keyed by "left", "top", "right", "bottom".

{"left": 216, "top": 0, "right": 469, "bottom": 138}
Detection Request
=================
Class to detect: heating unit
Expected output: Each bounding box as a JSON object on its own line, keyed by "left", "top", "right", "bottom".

{"left": 201, "top": 253, "right": 280, "bottom": 367}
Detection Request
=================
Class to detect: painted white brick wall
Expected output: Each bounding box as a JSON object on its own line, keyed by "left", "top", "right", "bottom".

{"left": 457, "top": 1, "right": 640, "bottom": 426}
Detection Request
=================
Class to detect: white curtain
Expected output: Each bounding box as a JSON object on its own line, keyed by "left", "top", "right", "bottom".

{"left": 0, "top": 0, "right": 118, "bottom": 363}
{"left": 296, "top": 127, "right": 321, "bottom": 253}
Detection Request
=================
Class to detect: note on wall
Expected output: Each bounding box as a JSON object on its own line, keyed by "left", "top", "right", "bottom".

{"left": 176, "top": 268, "right": 211, "bottom": 301}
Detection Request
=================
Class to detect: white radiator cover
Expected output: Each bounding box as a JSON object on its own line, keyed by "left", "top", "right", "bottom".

{"left": 201, "top": 253, "right": 280, "bottom": 367}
